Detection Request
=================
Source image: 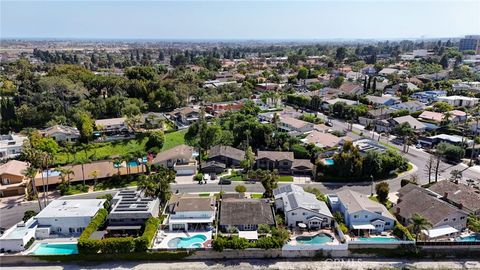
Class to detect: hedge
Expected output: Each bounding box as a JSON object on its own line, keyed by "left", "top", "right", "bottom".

{"left": 212, "top": 228, "right": 289, "bottom": 251}
{"left": 134, "top": 217, "right": 160, "bottom": 252}
{"left": 78, "top": 210, "right": 160, "bottom": 254}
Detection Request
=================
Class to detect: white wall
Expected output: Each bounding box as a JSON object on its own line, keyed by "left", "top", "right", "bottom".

{"left": 36, "top": 216, "right": 92, "bottom": 236}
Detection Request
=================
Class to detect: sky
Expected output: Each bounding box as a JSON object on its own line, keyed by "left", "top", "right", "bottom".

{"left": 1, "top": 0, "right": 479, "bottom": 40}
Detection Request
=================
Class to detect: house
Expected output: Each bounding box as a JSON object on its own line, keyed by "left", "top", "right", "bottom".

{"left": 391, "top": 101, "right": 425, "bottom": 113}
{"left": 378, "top": 68, "right": 399, "bottom": 76}
{"left": 418, "top": 134, "right": 474, "bottom": 148}
{"left": 346, "top": 71, "right": 364, "bottom": 81}
{"left": 0, "top": 160, "right": 29, "bottom": 197}
{"left": 391, "top": 115, "right": 427, "bottom": 132}
{"left": 339, "top": 82, "right": 364, "bottom": 96}
{"left": 107, "top": 190, "right": 160, "bottom": 231}
{"left": 301, "top": 131, "right": 345, "bottom": 149}
{"left": 436, "top": 96, "right": 479, "bottom": 108}
{"left": 394, "top": 185, "right": 468, "bottom": 239}
{"left": 152, "top": 145, "right": 197, "bottom": 175}
{"left": 321, "top": 98, "right": 358, "bottom": 110}
{"left": 449, "top": 110, "right": 467, "bottom": 123}
{"left": 429, "top": 181, "right": 480, "bottom": 216}
{"left": 279, "top": 116, "right": 314, "bottom": 135}
{"left": 411, "top": 90, "right": 447, "bottom": 104}
{"left": 329, "top": 190, "right": 396, "bottom": 234}
{"left": 0, "top": 218, "right": 37, "bottom": 252}
{"left": 95, "top": 117, "right": 130, "bottom": 135}
{"left": 168, "top": 107, "right": 204, "bottom": 129}
{"left": 274, "top": 184, "right": 333, "bottom": 229}
{"left": 206, "top": 145, "right": 245, "bottom": 168}
{"left": 40, "top": 125, "right": 80, "bottom": 143}
{"left": 219, "top": 198, "right": 275, "bottom": 233}
{"left": 418, "top": 111, "right": 444, "bottom": 123}
{"left": 205, "top": 101, "right": 244, "bottom": 116}
{"left": 291, "top": 159, "right": 315, "bottom": 176}
{"left": 255, "top": 151, "right": 294, "bottom": 174}
{"left": 34, "top": 199, "right": 106, "bottom": 237}
{"left": 352, "top": 138, "right": 387, "bottom": 154}
{"left": 0, "top": 133, "right": 27, "bottom": 160}
{"left": 140, "top": 112, "right": 169, "bottom": 129}
{"left": 365, "top": 108, "right": 394, "bottom": 119}
{"left": 365, "top": 95, "right": 401, "bottom": 107}
{"left": 165, "top": 194, "right": 215, "bottom": 231}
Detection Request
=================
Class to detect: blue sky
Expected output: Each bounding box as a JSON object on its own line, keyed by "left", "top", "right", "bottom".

{"left": 1, "top": 1, "right": 479, "bottom": 40}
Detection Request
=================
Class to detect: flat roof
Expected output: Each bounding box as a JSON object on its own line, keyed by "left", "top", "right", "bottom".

{"left": 239, "top": 230, "right": 258, "bottom": 240}
{"left": 35, "top": 199, "right": 105, "bottom": 219}
{"left": 422, "top": 225, "right": 458, "bottom": 238}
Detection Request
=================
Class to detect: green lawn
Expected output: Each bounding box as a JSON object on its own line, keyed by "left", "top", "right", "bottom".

{"left": 198, "top": 193, "right": 211, "bottom": 197}
{"left": 54, "top": 130, "right": 186, "bottom": 165}
{"left": 278, "top": 175, "right": 294, "bottom": 182}
{"left": 250, "top": 193, "right": 263, "bottom": 199}
{"left": 369, "top": 195, "right": 393, "bottom": 210}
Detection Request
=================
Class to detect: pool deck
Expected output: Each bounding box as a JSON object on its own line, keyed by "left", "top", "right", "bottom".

{"left": 152, "top": 230, "right": 212, "bottom": 249}
{"left": 287, "top": 229, "right": 340, "bottom": 246}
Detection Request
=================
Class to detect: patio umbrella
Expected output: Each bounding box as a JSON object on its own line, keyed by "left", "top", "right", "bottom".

{"left": 298, "top": 223, "right": 307, "bottom": 229}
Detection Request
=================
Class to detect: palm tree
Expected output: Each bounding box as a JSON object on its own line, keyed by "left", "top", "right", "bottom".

{"left": 23, "top": 166, "right": 42, "bottom": 210}
{"left": 137, "top": 166, "right": 175, "bottom": 204}
{"left": 39, "top": 152, "right": 53, "bottom": 206}
{"left": 411, "top": 213, "right": 432, "bottom": 241}
{"left": 441, "top": 111, "right": 453, "bottom": 127}
{"left": 113, "top": 157, "right": 122, "bottom": 175}
{"left": 90, "top": 170, "right": 100, "bottom": 187}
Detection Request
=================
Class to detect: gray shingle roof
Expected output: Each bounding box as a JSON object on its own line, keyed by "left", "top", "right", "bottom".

{"left": 208, "top": 145, "right": 245, "bottom": 161}
{"left": 274, "top": 184, "right": 332, "bottom": 217}
{"left": 336, "top": 189, "right": 395, "bottom": 220}
{"left": 220, "top": 199, "right": 275, "bottom": 226}
{"left": 257, "top": 151, "right": 294, "bottom": 161}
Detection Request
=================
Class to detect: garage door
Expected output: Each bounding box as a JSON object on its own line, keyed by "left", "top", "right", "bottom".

{"left": 175, "top": 169, "right": 195, "bottom": 175}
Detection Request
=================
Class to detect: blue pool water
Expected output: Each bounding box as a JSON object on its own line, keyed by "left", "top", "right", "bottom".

{"left": 323, "top": 159, "right": 334, "bottom": 166}
{"left": 42, "top": 170, "right": 61, "bottom": 178}
{"left": 355, "top": 237, "right": 400, "bottom": 242}
{"left": 127, "top": 161, "right": 139, "bottom": 167}
{"left": 456, "top": 234, "right": 480, "bottom": 242}
{"left": 296, "top": 233, "right": 333, "bottom": 244}
{"left": 31, "top": 243, "right": 78, "bottom": 255}
{"left": 167, "top": 234, "right": 207, "bottom": 248}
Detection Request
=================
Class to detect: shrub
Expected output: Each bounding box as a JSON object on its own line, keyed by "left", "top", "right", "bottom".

{"left": 78, "top": 208, "right": 108, "bottom": 254}
{"left": 235, "top": 185, "right": 247, "bottom": 193}
{"left": 102, "top": 237, "right": 135, "bottom": 254}
{"left": 339, "top": 223, "right": 349, "bottom": 234}
{"left": 393, "top": 222, "right": 414, "bottom": 241}
{"left": 194, "top": 173, "right": 203, "bottom": 182}
{"left": 146, "top": 130, "right": 165, "bottom": 151}
{"left": 25, "top": 237, "right": 35, "bottom": 249}
{"left": 257, "top": 224, "right": 271, "bottom": 234}
{"left": 23, "top": 210, "right": 37, "bottom": 222}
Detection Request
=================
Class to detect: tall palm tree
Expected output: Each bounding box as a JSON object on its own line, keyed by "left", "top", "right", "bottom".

{"left": 39, "top": 152, "right": 53, "bottom": 205}
{"left": 441, "top": 111, "right": 453, "bottom": 127}
{"left": 23, "top": 166, "right": 42, "bottom": 210}
{"left": 137, "top": 166, "right": 174, "bottom": 205}
{"left": 411, "top": 213, "right": 432, "bottom": 241}
{"left": 90, "top": 170, "right": 100, "bottom": 187}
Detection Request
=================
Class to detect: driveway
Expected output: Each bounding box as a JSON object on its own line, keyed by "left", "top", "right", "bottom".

{"left": 175, "top": 175, "right": 195, "bottom": 184}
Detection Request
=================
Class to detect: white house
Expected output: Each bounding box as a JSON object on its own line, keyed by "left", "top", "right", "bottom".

{"left": 329, "top": 190, "right": 396, "bottom": 234}
{"left": 436, "top": 96, "right": 479, "bottom": 108}
{"left": 391, "top": 101, "right": 425, "bottom": 113}
{"left": 95, "top": 117, "right": 130, "bottom": 134}
{"left": 34, "top": 199, "right": 106, "bottom": 237}
{"left": 0, "top": 133, "right": 27, "bottom": 160}
{"left": 40, "top": 125, "right": 80, "bottom": 143}
{"left": 0, "top": 218, "right": 37, "bottom": 252}
{"left": 274, "top": 184, "right": 333, "bottom": 229}
{"left": 279, "top": 116, "right": 314, "bottom": 135}
{"left": 165, "top": 195, "right": 215, "bottom": 231}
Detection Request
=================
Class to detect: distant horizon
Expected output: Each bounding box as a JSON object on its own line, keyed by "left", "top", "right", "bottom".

{"left": 2, "top": 1, "right": 479, "bottom": 40}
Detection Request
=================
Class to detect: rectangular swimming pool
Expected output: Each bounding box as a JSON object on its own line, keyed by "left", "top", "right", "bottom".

{"left": 354, "top": 237, "right": 400, "bottom": 242}
{"left": 30, "top": 243, "right": 78, "bottom": 255}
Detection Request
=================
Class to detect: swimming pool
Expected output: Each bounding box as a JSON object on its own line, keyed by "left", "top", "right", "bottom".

{"left": 456, "top": 234, "right": 480, "bottom": 242}
{"left": 42, "top": 170, "right": 61, "bottom": 178}
{"left": 354, "top": 237, "right": 400, "bottom": 242}
{"left": 30, "top": 243, "right": 78, "bottom": 255}
{"left": 127, "top": 161, "right": 139, "bottom": 167}
{"left": 296, "top": 233, "right": 333, "bottom": 244}
{"left": 167, "top": 234, "right": 207, "bottom": 248}
{"left": 323, "top": 158, "right": 334, "bottom": 166}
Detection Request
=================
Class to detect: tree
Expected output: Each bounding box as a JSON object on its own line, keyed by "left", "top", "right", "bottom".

{"left": 146, "top": 130, "right": 165, "bottom": 152}
{"left": 137, "top": 166, "right": 175, "bottom": 204}
{"left": 35, "top": 137, "right": 59, "bottom": 155}
{"left": 440, "top": 54, "right": 449, "bottom": 69}
{"left": 23, "top": 166, "right": 42, "bottom": 209}
{"left": 297, "top": 67, "right": 308, "bottom": 80}
{"left": 424, "top": 155, "right": 435, "bottom": 184}
{"left": 76, "top": 112, "right": 94, "bottom": 143}
{"left": 23, "top": 210, "right": 37, "bottom": 222}
{"left": 90, "top": 170, "right": 100, "bottom": 186}
{"left": 235, "top": 185, "right": 247, "bottom": 193}
{"left": 437, "top": 142, "right": 465, "bottom": 163}
{"left": 410, "top": 213, "right": 432, "bottom": 241}
{"left": 240, "top": 146, "right": 255, "bottom": 173}
{"left": 394, "top": 122, "right": 414, "bottom": 153}
{"left": 258, "top": 169, "right": 279, "bottom": 198}
{"left": 375, "top": 182, "right": 389, "bottom": 205}
{"left": 449, "top": 169, "right": 462, "bottom": 183}
{"left": 335, "top": 47, "right": 347, "bottom": 61}
{"left": 433, "top": 101, "right": 453, "bottom": 113}
{"left": 330, "top": 76, "right": 344, "bottom": 88}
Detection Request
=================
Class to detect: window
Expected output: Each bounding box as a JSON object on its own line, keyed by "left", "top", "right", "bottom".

{"left": 303, "top": 212, "right": 307, "bottom": 216}
{"left": 444, "top": 218, "right": 448, "bottom": 221}
{"left": 69, "top": 228, "right": 75, "bottom": 233}
{"left": 364, "top": 215, "right": 368, "bottom": 218}
{"left": 353, "top": 215, "right": 358, "bottom": 219}
{"left": 283, "top": 161, "right": 289, "bottom": 166}
{"left": 291, "top": 213, "right": 295, "bottom": 216}
{"left": 385, "top": 222, "right": 390, "bottom": 226}
{"left": 460, "top": 216, "right": 465, "bottom": 220}
{"left": 453, "top": 218, "right": 456, "bottom": 221}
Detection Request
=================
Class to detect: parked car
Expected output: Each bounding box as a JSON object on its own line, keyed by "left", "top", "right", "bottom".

{"left": 219, "top": 178, "right": 231, "bottom": 185}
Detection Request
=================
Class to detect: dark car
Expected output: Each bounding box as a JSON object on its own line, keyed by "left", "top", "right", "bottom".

{"left": 219, "top": 178, "right": 231, "bottom": 185}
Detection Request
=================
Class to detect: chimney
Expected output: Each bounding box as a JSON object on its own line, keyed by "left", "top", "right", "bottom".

{"left": 458, "top": 203, "right": 463, "bottom": 209}
{"left": 396, "top": 207, "right": 400, "bottom": 215}
{"left": 444, "top": 192, "right": 448, "bottom": 198}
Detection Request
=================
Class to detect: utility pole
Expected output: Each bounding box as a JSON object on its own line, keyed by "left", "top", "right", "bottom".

{"left": 370, "top": 174, "right": 374, "bottom": 196}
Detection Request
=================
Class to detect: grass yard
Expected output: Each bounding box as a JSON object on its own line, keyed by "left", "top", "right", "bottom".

{"left": 54, "top": 130, "right": 187, "bottom": 165}
{"left": 278, "top": 175, "right": 294, "bottom": 182}
{"left": 250, "top": 193, "right": 263, "bottom": 199}
{"left": 198, "top": 193, "right": 211, "bottom": 197}
{"left": 368, "top": 195, "right": 393, "bottom": 210}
